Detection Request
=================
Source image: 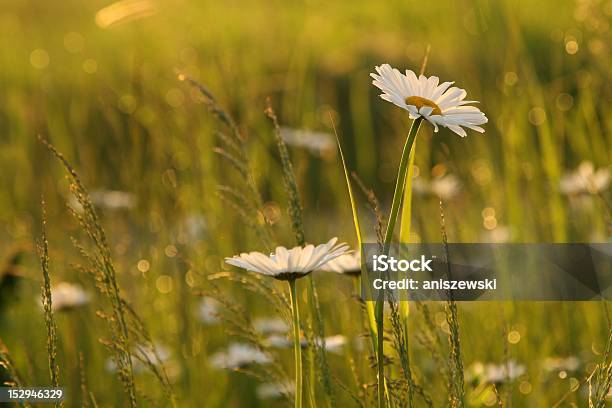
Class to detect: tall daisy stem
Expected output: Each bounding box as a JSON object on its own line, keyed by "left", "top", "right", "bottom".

{"left": 289, "top": 279, "right": 303, "bottom": 408}
{"left": 377, "top": 116, "right": 423, "bottom": 407}
{"left": 383, "top": 116, "right": 423, "bottom": 252}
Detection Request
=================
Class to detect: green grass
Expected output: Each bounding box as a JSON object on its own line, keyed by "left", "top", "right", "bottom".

{"left": 0, "top": 0, "right": 610, "bottom": 406}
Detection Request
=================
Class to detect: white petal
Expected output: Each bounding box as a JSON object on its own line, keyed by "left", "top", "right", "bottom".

{"left": 419, "top": 106, "right": 434, "bottom": 116}
{"left": 274, "top": 247, "right": 290, "bottom": 271}
{"left": 431, "top": 81, "right": 454, "bottom": 101}
{"left": 424, "top": 76, "right": 439, "bottom": 99}
{"left": 297, "top": 245, "right": 315, "bottom": 270}
{"left": 405, "top": 70, "right": 419, "bottom": 95}
{"left": 424, "top": 115, "right": 439, "bottom": 132}
{"left": 446, "top": 125, "right": 467, "bottom": 137}
{"left": 405, "top": 105, "right": 419, "bottom": 115}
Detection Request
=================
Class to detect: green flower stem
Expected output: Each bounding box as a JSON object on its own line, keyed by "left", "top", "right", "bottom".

{"left": 289, "top": 279, "right": 303, "bottom": 408}
{"left": 377, "top": 116, "right": 423, "bottom": 407}
{"left": 383, "top": 116, "right": 423, "bottom": 253}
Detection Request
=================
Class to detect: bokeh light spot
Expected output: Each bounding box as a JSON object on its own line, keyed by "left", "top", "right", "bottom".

{"left": 565, "top": 40, "right": 579, "bottom": 54}
{"left": 166, "top": 88, "right": 185, "bottom": 108}
{"left": 481, "top": 207, "right": 496, "bottom": 218}
{"left": 555, "top": 93, "right": 574, "bottom": 111}
{"left": 30, "top": 49, "right": 49, "bottom": 69}
{"left": 528, "top": 107, "right": 546, "bottom": 126}
{"left": 64, "top": 32, "right": 84, "bottom": 53}
{"left": 519, "top": 381, "right": 532, "bottom": 394}
{"left": 165, "top": 245, "right": 178, "bottom": 258}
{"left": 119, "top": 94, "right": 137, "bottom": 114}
{"left": 504, "top": 71, "right": 518, "bottom": 86}
{"left": 82, "top": 58, "right": 98, "bottom": 74}
{"left": 507, "top": 330, "right": 521, "bottom": 344}
{"left": 156, "top": 275, "right": 173, "bottom": 294}
{"left": 483, "top": 216, "right": 497, "bottom": 230}
{"left": 137, "top": 259, "right": 150, "bottom": 272}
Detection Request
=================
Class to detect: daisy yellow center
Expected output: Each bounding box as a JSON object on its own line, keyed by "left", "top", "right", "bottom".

{"left": 405, "top": 96, "right": 442, "bottom": 115}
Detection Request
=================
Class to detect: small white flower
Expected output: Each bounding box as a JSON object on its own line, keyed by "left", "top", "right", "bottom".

{"left": 371, "top": 64, "right": 488, "bottom": 137}
{"left": 106, "top": 344, "right": 170, "bottom": 374}
{"left": 181, "top": 214, "right": 208, "bottom": 240}
{"left": 197, "top": 297, "right": 220, "bottom": 325}
{"left": 315, "top": 335, "right": 347, "bottom": 355}
{"left": 264, "top": 334, "right": 292, "bottom": 349}
{"left": 256, "top": 381, "right": 294, "bottom": 399}
{"left": 253, "top": 317, "right": 289, "bottom": 335}
{"left": 68, "top": 189, "right": 135, "bottom": 213}
{"left": 90, "top": 190, "right": 135, "bottom": 209}
{"left": 225, "top": 238, "right": 349, "bottom": 280}
{"left": 209, "top": 343, "right": 271, "bottom": 370}
{"left": 467, "top": 360, "right": 525, "bottom": 385}
{"left": 542, "top": 356, "right": 580, "bottom": 372}
{"left": 280, "top": 127, "right": 336, "bottom": 157}
{"left": 47, "top": 282, "right": 90, "bottom": 312}
{"left": 559, "top": 161, "right": 610, "bottom": 195}
{"left": 321, "top": 251, "right": 361, "bottom": 276}
{"left": 414, "top": 174, "right": 461, "bottom": 200}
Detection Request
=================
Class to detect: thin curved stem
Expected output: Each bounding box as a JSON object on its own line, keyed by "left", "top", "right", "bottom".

{"left": 377, "top": 116, "right": 423, "bottom": 407}
{"left": 289, "top": 279, "right": 303, "bottom": 408}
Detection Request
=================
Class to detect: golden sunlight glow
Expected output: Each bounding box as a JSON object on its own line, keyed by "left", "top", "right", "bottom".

{"left": 95, "top": 0, "right": 158, "bottom": 29}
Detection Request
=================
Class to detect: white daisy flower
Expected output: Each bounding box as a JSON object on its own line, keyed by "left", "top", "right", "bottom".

{"left": 371, "top": 64, "right": 488, "bottom": 137}
{"left": 559, "top": 161, "right": 610, "bottom": 195}
{"left": 197, "top": 297, "right": 220, "bottom": 325}
{"left": 280, "top": 127, "right": 336, "bottom": 157}
{"left": 225, "top": 238, "right": 349, "bottom": 280}
{"left": 466, "top": 360, "right": 525, "bottom": 385}
{"left": 105, "top": 344, "right": 171, "bottom": 374}
{"left": 256, "top": 381, "right": 295, "bottom": 399}
{"left": 209, "top": 343, "right": 271, "bottom": 370}
{"left": 314, "top": 335, "right": 347, "bottom": 355}
{"left": 46, "top": 282, "right": 90, "bottom": 312}
{"left": 264, "top": 334, "right": 293, "bottom": 349}
{"left": 542, "top": 356, "right": 580, "bottom": 372}
{"left": 253, "top": 317, "right": 290, "bottom": 335}
{"left": 321, "top": 251, "right": 361, "bottom": 276}
{"left": 67, "top": 189, "right": 135, "bottom": 213}
{"left": 414, "top": 174, "right": 462, "bottom": 200}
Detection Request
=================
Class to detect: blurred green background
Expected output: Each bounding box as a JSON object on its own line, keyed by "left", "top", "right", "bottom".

{"left": 0, "top": 0, "right": 610, "bottom": 406}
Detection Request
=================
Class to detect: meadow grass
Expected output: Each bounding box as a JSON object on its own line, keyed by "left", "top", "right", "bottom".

{"left": 0, "top": 0, "right": 610, "bottom": 406}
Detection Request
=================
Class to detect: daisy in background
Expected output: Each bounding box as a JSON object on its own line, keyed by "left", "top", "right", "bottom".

{"left": 106, "top": 344, "right": 176, "bottom": 377}
{"left": 314, "top": 335, "right": 347, "bottom": 355}
{"left": 465, "top": 360, "right": 526, "bottom": 386}
{"left": 542, "top": 356, "right": 581, "bottom": 374}
{"left": 559, "top": 161, "right": 610, "bottom": 195}
{"left": 253, "top": 317, "right": 289, "bottom": 335}
{"left": 209, "top": 343, "right": 271, "bottom": 370}
{"left": 225, "top": 237, "right": 348, "bottom": 281}
{"left": 197, "top": 296, "right": 220, "bottom": 325}
{"left": 413, "top": 173, "right": 462, "bottom": 200}
{"left": 225, "top": 237, "right": 349, "bottom": 408}
{"left": 371, "top": 64, "right": 488, "bottom": 137}
{"left": 41, "top": 282, "right": 90, "bottom": 312}
{"left": 256, "top": 381, "right": 295, "bottom": 400}
{"left": 280, "top": 127, "right": 336, "bottom": 158}
{"left": 68, "top": 189, "right": 135, "bottom": 213}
